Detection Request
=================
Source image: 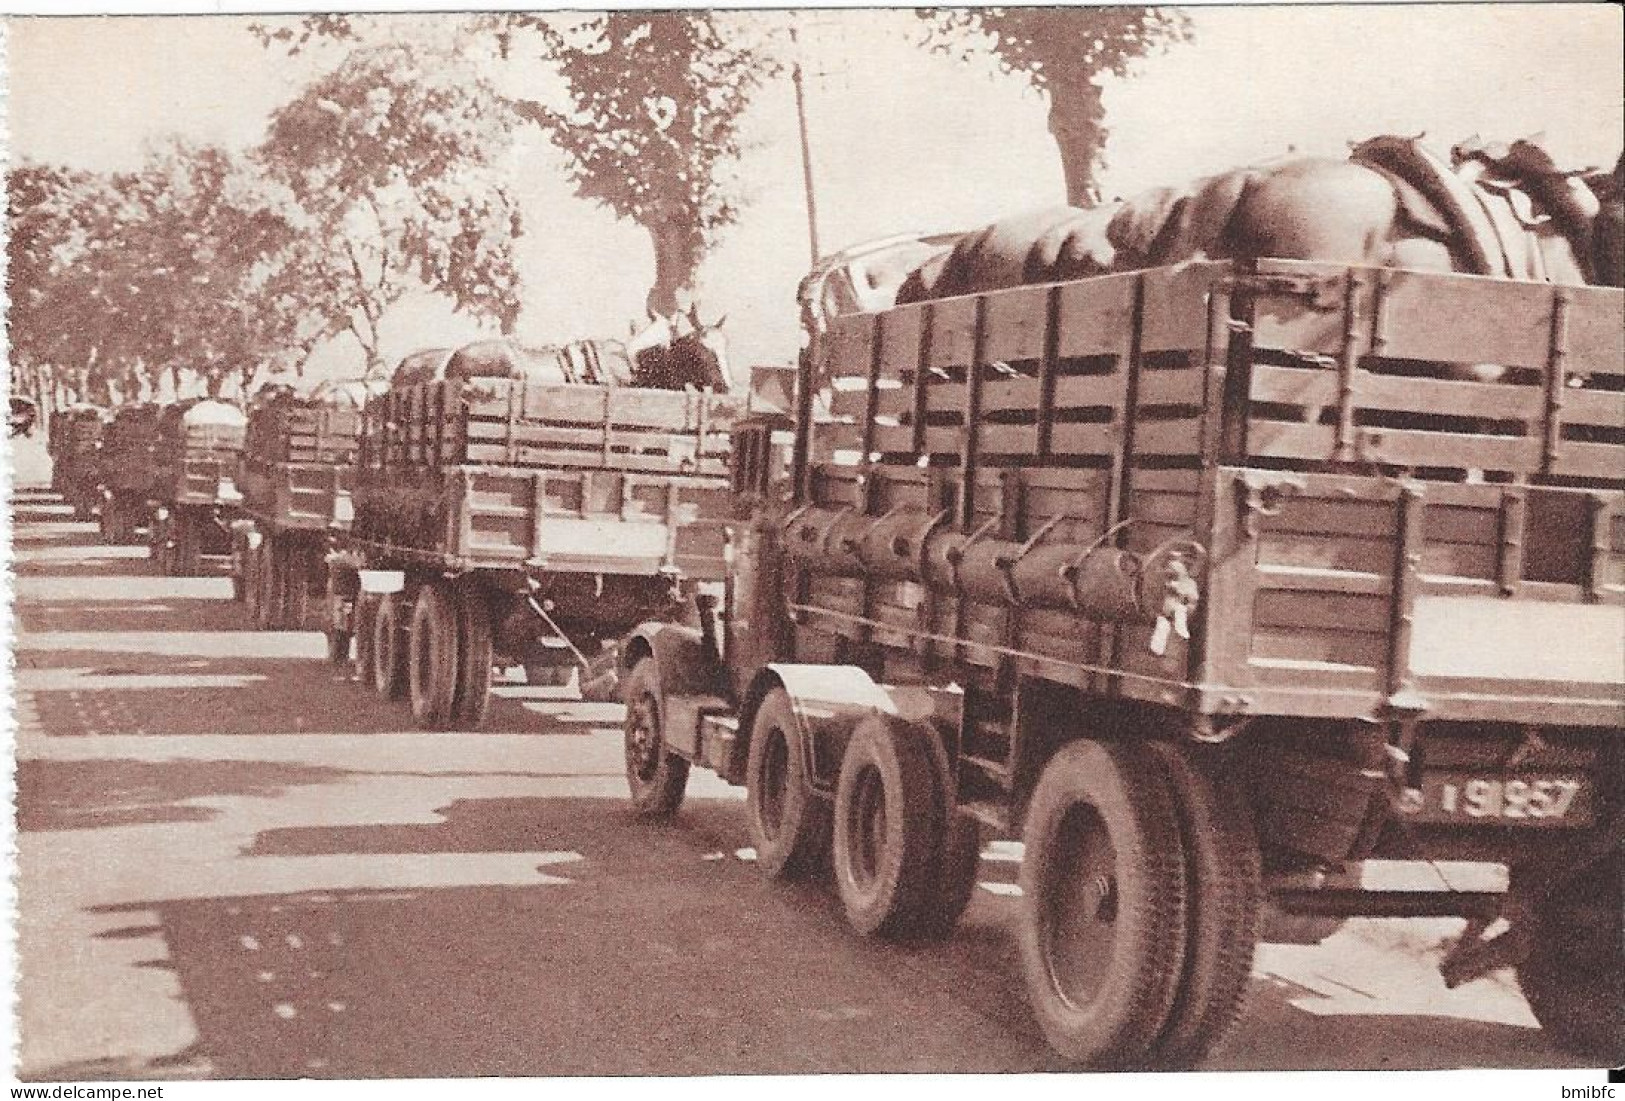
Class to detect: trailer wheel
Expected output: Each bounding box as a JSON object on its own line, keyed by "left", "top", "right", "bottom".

{"left": 914, "top": 814, "right": 983, "bottom": 942}
{"left": 1018, "top": 739, "right": 1188, "bottom": 1068}
{"left": 1145, "top": 742, "right": 1262, "bottom": 1070}
{"left": 831, "top": 715, "right": 943, "bottom": 938}
{"left": 1515, "top": 853, "right": 1624, "bottom": 1063}
{"left": 408, "top": 581, "right": 460, "bottom": 729}
{"left": 745, "top": 688, "right": 830, "bottom": 880}
{"left": 451, "top": 580, "right": 494, "bottom": 728}
{"left": 622, "top": 659, "right": 690, "bottom": 818}
{"left": 371, "top": 594, "right": 408, "bottom": 700}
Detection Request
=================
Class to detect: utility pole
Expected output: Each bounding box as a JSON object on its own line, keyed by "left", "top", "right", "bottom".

{"left": 788, "top": 22, "right": 821, "bottom": 265}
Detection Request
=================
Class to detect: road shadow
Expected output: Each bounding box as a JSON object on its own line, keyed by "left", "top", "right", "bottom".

{"left": 13, "top": 758, "right": 352, "bottom": 832}
{"left": 18, "top": 649, "right": 602, "bottom": 738}
{"left": 62, "top": 794, "right": 1053, "bottom": 1078}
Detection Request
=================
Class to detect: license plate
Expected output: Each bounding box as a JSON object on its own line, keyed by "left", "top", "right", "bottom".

{"left": 1408, "top": 772, "right": 1595, "bottom": 827}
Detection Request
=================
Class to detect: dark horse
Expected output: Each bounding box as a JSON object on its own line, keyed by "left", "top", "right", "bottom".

{"left": 392, "top": 306, "right": 731, "bottom": 392}
{"left": 896, "top": 136, "right": 1624, "bottom": 304}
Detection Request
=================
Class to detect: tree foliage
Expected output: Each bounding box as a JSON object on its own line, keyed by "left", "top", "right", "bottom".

{"left": 507, "top": 13, "right": 775, "bottom": 315}
{"left": 255, "top": 40, "right": 526, "bottom": 376}
{"left": 919, "top": 8, "right": 1191, "bottom": 206}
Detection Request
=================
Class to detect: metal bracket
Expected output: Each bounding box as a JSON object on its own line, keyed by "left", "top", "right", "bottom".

{"left": 1236, "top": 472, "right": 1305, "bottom": 538}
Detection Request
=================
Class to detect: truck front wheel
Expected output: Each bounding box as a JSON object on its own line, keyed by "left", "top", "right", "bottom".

{"left": 745, "top": 688, "right": 829, "bottom": 880}
{"left": 622, "top": 659, "right": 690, "bottom": 818}
{"left": 1018, "top": 739, "right": 1189, "bottom": 1068}
{"left": 1516, "top": 853, "right": 1624, "bottom": 1063}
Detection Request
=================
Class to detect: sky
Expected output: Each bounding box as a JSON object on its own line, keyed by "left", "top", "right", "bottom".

{"left": 3, "top": 4, "right": 1622, "bottom": 383}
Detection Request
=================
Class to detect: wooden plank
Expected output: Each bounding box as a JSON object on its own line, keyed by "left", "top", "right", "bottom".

{"left": 1564, "top": 284, "right": 1625, "bottom": 379}
{"left": 981, "top": 375, "right": 1045, "bottom": 414}
{"left": 1056, "top": 271, "right": 1140, "bottom": 356}
{"left": 1251, "top": 628, "right": 1387, "bottom": 669}
{"left": 982, "top": 285, "right": 1050, "bottom": 363}
{"left": 1132, "top": 419, "right": 1203, "bottom": 457}
{"left": 1052, "top": 373, "right": 1126, "bottom": 409}
{"left": 1137, "top": 368, "right": 1207, "bottom": 407}
{"left": 1554, "top": 440, "right": 1623, "bottom": 480}
{"left": 1245, "top": 421, "right": 1336, "bottom": 460}
{"left": 1424, "top": 504, "right": 1498, "bottom": 546}
{"left": 877, "top": 305, "right": 925, "bottom": 381}
{"left": 1564, "top": 386, "right": 1625, "bottom": 428}
{"left": 1049, "top": 422, "right": 1118, "bottom": 457}
{"left": 929, "top": 297, "right": 979, "bottom": 369}
{"left": 1353, "top": 427, "right": 1541, "bottom": 472}
{"left": 1255, "top": 589, "right": 1390, "bottom": 633}
{"left": 1258, "top": 533, "right": 1393, "bottom": 575}
{"left": 1374, "top": 269, "right": 1558, "bottom": 370}
{"left": 980, "top": 424, "right": 1040, "bottom": 456}
{"left": 1268, "top": 495, "right": 1395, "bottom": 538}
{"left": 1355, "top": 373, "right": 1544, "bottom": 419}
{"left": 1420, "top": 541, "right": 1498, "bottom": 580}
{"left": 924, "top": 383, "right": 970, "bottom": 415}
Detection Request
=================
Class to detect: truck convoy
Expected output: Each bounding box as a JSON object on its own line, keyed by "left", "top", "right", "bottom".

{"left": 50, "top": 255, "right": 1621, "bottom": 1071}
{"left": 319, "top": 341, "right": 750, "bottom": 729}
{"left": 618, "top": 256, "right": 1624, "bottom": 1068}
{"left": 46, "top": 404, "right": 106, "bottom": 520}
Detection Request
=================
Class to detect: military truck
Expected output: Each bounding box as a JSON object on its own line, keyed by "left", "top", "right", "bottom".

{"left": 146, "top": 399, "right": 247, "bottom": 576}
{"left": 323, "top": 347, "right": 752, "bottom": 730}
{"left": 232, "top": 381, "right": 378, "bottom": 638}
{"left": 47, "top": 404, "right": 107, "bottom": 520}
{"left": 620, "top": 258, "right": 1623, "bottom": 1068}
{"left": 95, "top": 402, "right": 165, "bottom": 545}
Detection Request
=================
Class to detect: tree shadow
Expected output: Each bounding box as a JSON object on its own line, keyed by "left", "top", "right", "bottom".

{"left": 13, "top": 758, "right": 352, "bottom": 832}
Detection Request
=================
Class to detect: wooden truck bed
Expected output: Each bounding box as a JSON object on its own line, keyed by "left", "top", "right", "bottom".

{"left": 796, "top": 260, "right": 1623, "bottom": 727}
{"left": 239, "top": 461, "right": 353, "bottom": 532}
{"left": 351, "top": 464, "right": 730, "bottom": 580}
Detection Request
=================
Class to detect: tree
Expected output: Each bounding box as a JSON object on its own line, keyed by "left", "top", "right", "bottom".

{"left": 255, "top": 40, "right": 526, "bottom": 377}
{"left": 919, "top": 8, "right": 1191, "bottom": 207}
{"left": 509, "top": 13, "right": 777, "bottom": 316}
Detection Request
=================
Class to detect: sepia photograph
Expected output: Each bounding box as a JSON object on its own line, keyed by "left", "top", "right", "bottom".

{"left": 2, "top": 1, "right": 1622, "bottom": 1090}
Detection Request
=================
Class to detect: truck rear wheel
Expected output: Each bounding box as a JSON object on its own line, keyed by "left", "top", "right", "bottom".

{"left": 745, "top": 688, "right": 830, "bottom": 880}
{"left": 174, "top": 512, "right": 200, "bottom": 577}
{"left": 1017, "top": 739, "right": 1188, "bottom": 1068}
{"left": 452, "top": 580, "right": 494, "bottom": 728}
{"left": 1145, "top": 741, "right": 1262, "bottom": 1070}
{"left": 622, "top": 659, "right": 690, "bottom": 818}
{"left": 914, "top": 813, "right": 982, "bottom": 942}
{"left": 1515, "top": 853, "right": 1624, "bottom": 1063}
{"left": 408, "top": 581, "right": 460, "bottom": 729}
{"left": 831, "top": 715, "right": 943, "bottom": 938}
{"left": 372, "top": 594, "right": 408, "bottom": 700}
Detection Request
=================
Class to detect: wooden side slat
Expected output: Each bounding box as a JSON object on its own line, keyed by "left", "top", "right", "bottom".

{"left": 1564, "top": 285, "right": 1625, "bottom": 378}
{"left": 1056, "top": 270, "right": 1141, "bottom": 355}
{"left": 1565, "top": 387, "right": 1625, "bottom": 428}
{"left": 878, "top": 306, "right": 925, "bottom": 380}
{"left": 1554, "top": 441, "right": 1623, "bottom": 480}
{"left": 981, "top": 376, "right": 1045, "bottom": 414}
{"left": 1137, "top": 369, "right": 1207, "bottom": 406}
{"left": 929, "top": 298, "right": 979, "bottom": 369}
{"left": 1255, "top": 589, "right": 1391, "bottom": 633}
{"left": 980, "top": 424, "right": 1040, "bottom": 455}
{"left": 1132, "top": 420, "right": 1203, "bottom": 457}
{"left": 1053, "top": 373, "right": 1126, "bottom": 409}
{"left": 1049, "top": 422, "right": 1118, "bottom": 457}
{"left": 1374, "top": 270, "right": 1555, "bottom": 369}
{"left": 982, "top": 285, "right": 1049, "bottom": 362}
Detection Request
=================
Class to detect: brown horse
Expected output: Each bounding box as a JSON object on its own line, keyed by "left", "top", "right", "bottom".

{"left": 896, "top": 136, "right": 1623, "bottom": 304}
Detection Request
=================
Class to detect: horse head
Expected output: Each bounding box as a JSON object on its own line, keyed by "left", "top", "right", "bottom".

{"left": 629, "top": 306, "right": 731, "bottom": 391}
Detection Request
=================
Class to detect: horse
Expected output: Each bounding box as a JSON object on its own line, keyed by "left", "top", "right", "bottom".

{"left": 896, "top": 136, "right": 1623, "bottom": 304}
{"left": 629, "top": 305, "right": 732, "bottom": 391}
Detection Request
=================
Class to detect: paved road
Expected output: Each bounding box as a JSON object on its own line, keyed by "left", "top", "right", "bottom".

{"left": 6, "top": 473, "right": 1593, "bottom": 1080}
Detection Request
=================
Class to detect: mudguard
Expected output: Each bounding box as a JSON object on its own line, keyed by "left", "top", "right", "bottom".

{"left": 620, "top": 621, "right": 726, "bottom": 702}
{"left": 742, "top": 664, "right": 942, "bottom": 795}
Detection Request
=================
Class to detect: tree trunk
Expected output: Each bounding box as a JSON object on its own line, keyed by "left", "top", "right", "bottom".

{"left": 646, "top": 220, "right": 699, "bottom": 318}
{"left": 1046, "top": 77, "right": 1108, "bottom": 209}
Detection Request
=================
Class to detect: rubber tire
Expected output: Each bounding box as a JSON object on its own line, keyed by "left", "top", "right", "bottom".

{"left": 914, "top": 813, "right": 983, "bottom": 942}
{"left": 354, "top": 594, "right": 379, "bottom": 690}
{"left": 1144, "top": 742, "right": 1263, "bottom": 1070}
{"left": 831, "top": 715, "right": 945, "bottom": 938}
{"left": 371, "top": 594, "right": 408, "bottom": 700}
{"left": 1018, "top": 739, "right": 1189, "bottom": 1069}
{"left": 1515, "top": 853, "right": 1624, "bottom": 1063}
{"left": 253, "top": 542, "right": 279, "bottom": 630}
{"left": 451, "top": 579, "right": 494, "bottom": 728}
{"left": 407, "top": 581, "right": 460, "bottom": 729}
{"left": 744, "top": 687, "right": 830, "bottom": 880}
{"left": 621, "top": 659, "right": 691, "bottom": 818}
{"left": 175, "top": 512, "right": 200, "bottom": 577}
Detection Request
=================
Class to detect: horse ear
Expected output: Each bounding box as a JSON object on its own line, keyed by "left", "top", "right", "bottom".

{"left": 686, "top": 302, "right": 702, "bottom": 329}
